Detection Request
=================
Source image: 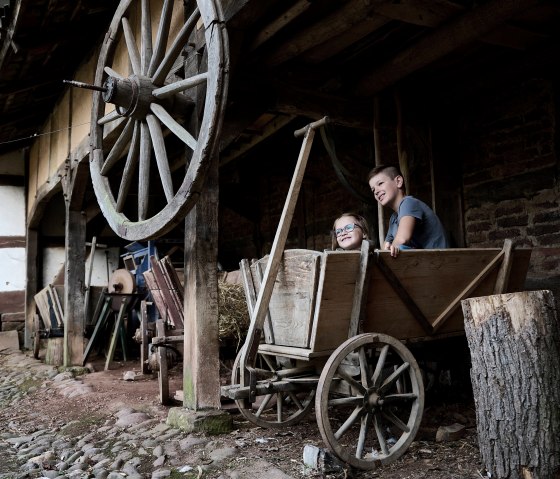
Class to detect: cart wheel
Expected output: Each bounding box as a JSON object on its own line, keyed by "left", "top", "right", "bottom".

{"left": 231, "top": 349, "right": 315, "bottom": 428}
{"left": 90, "top": 0, "right": 228, "bottom": 240}
{"left": 316, "top": 333, "right": 424, "bottom": 470}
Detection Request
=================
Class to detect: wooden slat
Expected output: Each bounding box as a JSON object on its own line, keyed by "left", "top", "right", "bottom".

{"left": 310, "top": 250, "right": 361, "bottom": 352}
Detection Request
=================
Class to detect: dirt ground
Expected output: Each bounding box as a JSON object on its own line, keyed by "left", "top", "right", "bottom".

{"left": 3, "top": 340, "right": 486, "bottom": 479}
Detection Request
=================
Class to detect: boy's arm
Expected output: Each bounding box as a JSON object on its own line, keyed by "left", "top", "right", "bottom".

{"left": 389, "top": 215, "right": 416, "bottom": 257}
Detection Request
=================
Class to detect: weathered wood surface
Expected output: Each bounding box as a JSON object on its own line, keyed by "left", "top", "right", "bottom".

{"left": 249, "top": 250, "right": 321, "bottom": 348}
{"left": 462, "top": 290, "right": 560, "bottom": 479}
{"left": 364, "top": 247, "right": 531, "bottom": 340}
{"left": 145, "top": 256, "right": 184, "bottom": 328}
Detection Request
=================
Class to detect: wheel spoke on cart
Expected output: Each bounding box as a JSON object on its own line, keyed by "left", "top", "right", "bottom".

{"left": 138, "top": 122, "right": 150, "bottom": 220}
{"left": 374, "top": 414, "right": 389, "bottom": 455}
{"left": 372, "top": 344, "right": 389, "bottom": 387}
{"left": 150, "top": 103, "right": 197, "bottom": 151}
{"left": 122, "top": 18, "right": 141, "bottom": 75}
{"left": 328, "top": 396, "right": 362, "bottom": 407}
{"left": 359, "top": 347, "right": 372, "bottom": 387}
{"left": 117, "top": 122, "right": 140, "bottom": 212}
{"left": 382, "top": 409, "right": 410, "bottom": 433}
{"left": 287, "top": 392, "right": 304, "bottom": 410}
{"left": 102, "top": 118, "right": 134, "bottom": 175}
{"left": 383, "top": 392, "right": 418, "bottom": 403}
{"left": 146, "top": 114, "right": 174, "bottom": 202}
{"left": 104, "top": 66, "right": 124, "bottom": 80}
{"left": 152, "top": 73, "right": 208, "bottom": 99}
{"left": 256, "top": 394, "right": 274, "bottom": 417}
{"left": 147, "top": 0, "right": 172, "bottom": 76}
{"left": 379, "top": 362, "right": 410, "bottom": 394}
{"left": 140, "top": 0, "right": 152, "bottom": 74}
{"left": 337, "top": 369, "right": 366, "bottom": 395}
{"left": 98, "top": 110, "right": 121, "bottom": 125}
{"left": 357, "top": 412, "right": 372, "bottom": 458}
{"left": 335, "top": 406, "right": 364, "bottom": 440}
{"left": 152, "top": 8, "right": 199, "bottom": 86}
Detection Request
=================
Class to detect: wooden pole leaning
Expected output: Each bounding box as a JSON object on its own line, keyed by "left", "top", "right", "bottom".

{"left": 239, "top": 116, "right": 329, "bottom": 402}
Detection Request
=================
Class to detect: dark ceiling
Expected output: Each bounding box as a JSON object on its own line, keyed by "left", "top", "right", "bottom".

{"left": 1, "top": 0, "right": 559, "bottom": 159}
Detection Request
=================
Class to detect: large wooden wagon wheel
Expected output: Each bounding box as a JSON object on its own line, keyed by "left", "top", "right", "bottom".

{"left": 90, "top": 0, "right": 228, "bottom": 240}
{"left": 231, "top": 348, "right": 316, "bottom": 428}
{"left": 316, "top": 333, "right": 424, "bottom": 470}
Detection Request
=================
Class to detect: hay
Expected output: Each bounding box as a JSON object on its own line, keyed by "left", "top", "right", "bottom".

{"left": 218, "top": 281, "right": 250, "bottom": 347}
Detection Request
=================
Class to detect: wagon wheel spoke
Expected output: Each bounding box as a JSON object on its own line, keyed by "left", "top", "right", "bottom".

{"left": 146, "top": 113, "right": 174, "bottom": 202}
{"left": 379, "top": 363, "right": 410, "bottom": 395}
{"left": 357, "top": 412, "right": 373, "bottom": 459}
{"left": 140, "top": 0, "right": 152, "bottom": 74}
{"left": 150, "top": 103, "right": 197, "bottom": 151}
{"left": 122, "top": 17, "right": 141, "bottom": 75}
{"left": 374, "top": 414, "right": 389, "bottom": 455}
{"left": 381, "top": 409, "right": 410, "bottom": 433}
{"left": 359, "top": 346, "right": 372, "bottom": 388}
{"left": 147, "top": 0, "right": 174, "bottom": 77}
{"left": 255, "top": 394, "right": 274, "bottom": 417}
{"left": 117, "top": 122, "right": 140, "bottom": 212}
{"left": 152, "top": 8, "right": 199, "bottom": 86}
{"left": 287, "top": 392, "right": 305, "bottom": 411}
{"left": 153, "top": 72, "right": 208, "bottom": 99}
{"left": 101, "top": 118, "right": 134, "bottom": 175}
{"left": 98, "top": 110, "right": 122, "bottom": 125}
{"left": 104, "top": 66, "right": 124, "bottom": 80}
{"left": 383, "top": 392, "right": 418, "bottom": 403}
{"left": 372, "top": 344, "right": 389, "bottom": 387}
{"left": 334, "top": 406, "right": 364, "bottom": 440}
{"left": 337, "top": 369, "right": 366, "bottom": 395}
{"left": 328, "top": 395, "right": 363, "bottom": 407}
{"left": 138, "top": 121, "right": 150, "bottom": 220}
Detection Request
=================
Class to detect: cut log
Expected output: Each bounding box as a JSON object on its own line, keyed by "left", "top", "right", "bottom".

{"left": 45, "top": 337, "right": 64, "bottom": 366}
{"left": 462, "top": 290, "right": 560, "bottom": 479}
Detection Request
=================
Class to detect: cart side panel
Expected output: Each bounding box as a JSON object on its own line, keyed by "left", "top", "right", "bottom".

{"left": 251, "top": 250, "right": 322, "bottom": 348}
{"left": 310, "top": 250, "right": 362, "bottom": 352}
{"left": 363, "top": 248, "right": 532, "bottom": 340}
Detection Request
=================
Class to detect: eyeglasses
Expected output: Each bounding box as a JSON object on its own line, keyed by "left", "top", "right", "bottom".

{"left": 334, "top": 223, "right": 362, "bottom": 237}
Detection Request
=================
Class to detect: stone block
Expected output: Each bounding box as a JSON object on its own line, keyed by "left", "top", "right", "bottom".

{"left": 166, "top": 408, "right": 232, "bottom": 435}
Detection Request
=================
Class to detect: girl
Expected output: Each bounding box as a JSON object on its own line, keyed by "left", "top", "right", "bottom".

{"left": 332, "top": 212, "right": 370, "bottom": 250}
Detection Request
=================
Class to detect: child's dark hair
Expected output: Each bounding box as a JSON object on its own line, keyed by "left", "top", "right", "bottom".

{"left": 367, "top": 164, "right": 402, "bottom": 182}
{"left": 331, "top": 212, "right": 370, "bottom": 250}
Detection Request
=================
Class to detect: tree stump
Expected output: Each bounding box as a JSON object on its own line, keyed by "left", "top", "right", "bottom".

{"left": 462, "top": 290, "right": 560, "bottom": 479}
{"left": 45, "top": 337, "right": 64, "bottom": 366}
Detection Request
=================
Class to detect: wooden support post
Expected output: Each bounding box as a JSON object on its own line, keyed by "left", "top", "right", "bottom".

{"left": 25, "top": 228, "right": 39, "bottom": 349}
{"left": 183, "top": 150, "right": 221, "bottom": 410}
{"left": 140, "top": 300, "right": 150, "bottom": 374}
{"left": 105, "top": 297, "right": 128, "bottom": 371}
{"left": 63, "top": 208, "right": 86, "bottom": 366}
{"left": 462, "top": 290, "right": 560, "bottom": 479}
{"left": 373, "top": 97, "right": 385, "bottom": 248}
{"left": 156, "top": 320, "right": 169, "bottom": 405}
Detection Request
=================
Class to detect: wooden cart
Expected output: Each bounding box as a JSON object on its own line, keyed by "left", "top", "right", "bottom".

{"left": 222, "top": 239, "right": 532, "bottom": 470}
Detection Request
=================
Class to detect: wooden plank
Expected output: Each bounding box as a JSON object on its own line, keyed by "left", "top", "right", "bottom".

{"left": 363, "top": 248, "right": 532, "bottom": 340}
{"left": 251, "top": 250, "right": 321, "bottom": 348}
{"left": 348, "top": 240, "right": 373, "bottom": 338}
{"left": 149, "top": 256, "right": 184, "bottom": 327}
{"left": 82, "top": 296, "right": 112, "bottom": 365}
{"left": 310, "top": 250, "right": 361, "bottom": 352}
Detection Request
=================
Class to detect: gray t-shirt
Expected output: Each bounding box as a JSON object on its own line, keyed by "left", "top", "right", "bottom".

{"left": 385, "top": 196, "right": 449, "bottom": 249}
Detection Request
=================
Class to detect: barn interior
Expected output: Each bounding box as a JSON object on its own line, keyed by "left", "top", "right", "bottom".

{"left": 0, "top": 0, "right": 559, "bottom": 407}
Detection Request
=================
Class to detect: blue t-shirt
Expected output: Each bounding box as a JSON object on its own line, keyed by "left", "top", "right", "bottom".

{"left": 385, "top": 196, "right": 449, "bottom": 249}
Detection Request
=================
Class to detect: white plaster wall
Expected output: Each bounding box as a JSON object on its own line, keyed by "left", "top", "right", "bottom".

{"left": 0, "top": 186, "right": 25, "bottom": 235}
{"left": 42, "top": 246, "right": 121, "bottom": 287}
{"left": 0, "top": 248, "right": 26, "bottom": 291}
{"left": 43, "top": 247, "right": 65, "bottom": 286}
{"left": 85, "top": 248, "right": 121, "bottom": 287}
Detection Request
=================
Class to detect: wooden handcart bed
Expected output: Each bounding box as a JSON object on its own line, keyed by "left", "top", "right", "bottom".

{"left": 222, "top": 239, "right": 531, "bottom": 470}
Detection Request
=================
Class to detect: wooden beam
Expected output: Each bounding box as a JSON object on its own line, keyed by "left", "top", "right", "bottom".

{"left": 355, "top": 0, "right": 541, "bottom": 97}
{"left": 63, "top": 207, "right": 86, "bottom": 366}
{"left": 263, "top": 1, "right": 388, "bottom": 67}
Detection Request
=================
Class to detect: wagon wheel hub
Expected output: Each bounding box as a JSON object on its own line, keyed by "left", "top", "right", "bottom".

{"left": 365, "top": 390, "right": 383, "bottom": 410}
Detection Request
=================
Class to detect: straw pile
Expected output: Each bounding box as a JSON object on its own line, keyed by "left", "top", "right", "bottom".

{"left": 218, "top": 281, "right": 250, "bottom": 347}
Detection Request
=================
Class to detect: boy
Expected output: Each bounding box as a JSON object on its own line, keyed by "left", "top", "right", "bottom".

{"left": 368, "top": 165, "right": 449, "bottom": 257}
